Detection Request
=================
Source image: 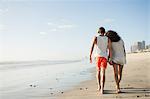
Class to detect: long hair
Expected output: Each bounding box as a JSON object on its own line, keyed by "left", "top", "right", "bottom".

{"left": 106, "top": 30, "right": 121, "bottom": 42}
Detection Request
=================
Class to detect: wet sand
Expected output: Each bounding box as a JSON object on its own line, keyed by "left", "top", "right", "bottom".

{"left": 0, "top": 60, "right": 93, "bottom": 99}
{"left": 57, "top": 52, "right": 150, "bottom": 99}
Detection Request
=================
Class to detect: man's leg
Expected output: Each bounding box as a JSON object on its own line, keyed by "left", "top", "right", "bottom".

{"left": 96, "top": 57, "right": 101, "bottom": 91}
{"left": 96, "top": 69, "right": 101, "bottom": 90}
{"left": 100, "top": 67, "right": 105, "bottom": 94}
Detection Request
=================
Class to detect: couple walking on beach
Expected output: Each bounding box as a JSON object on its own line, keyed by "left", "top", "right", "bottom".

{"left": 90, "top": 27, "right": 126, "bottom": 94}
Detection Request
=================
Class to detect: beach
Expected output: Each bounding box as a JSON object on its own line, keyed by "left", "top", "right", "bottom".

{"left": 0, "top": 52, "right": 150, "bottom": 99}
{"left": 0, "top": 60, "right": 93, "bottom": 99}
{"left": 0, "top": 0, "right": 148, "bottom": 99}
{"left": 57, "top": 52, "right": 150, "bottom": 99}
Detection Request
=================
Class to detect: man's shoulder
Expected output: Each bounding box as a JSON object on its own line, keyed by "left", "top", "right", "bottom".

{"left": 97, "top": 35, "right": 108, "bottom": 39}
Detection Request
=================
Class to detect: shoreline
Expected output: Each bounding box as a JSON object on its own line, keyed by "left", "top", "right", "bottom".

{"left": 0, "top": 52, "right": 149, "bottom": 99}
{"left": 0, "top": 61, "right": 94, "bottom": 99}
{"left": 57, "top": 52, "right": 150, "bottom": 99}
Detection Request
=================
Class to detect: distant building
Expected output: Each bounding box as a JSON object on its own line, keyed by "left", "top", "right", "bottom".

{"left": 131, "top": 41, "right": 145, "bottom": 53}
{"left": 145, "top": 44, "right": 150, "bottom": 51}
{"left": 141, "top": 41, "right": 145, "bottom": 49}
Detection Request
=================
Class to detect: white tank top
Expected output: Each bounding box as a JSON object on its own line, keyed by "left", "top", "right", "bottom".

{"left": 96, "top": 35, "right": 108, "bottom": 59}
{"left": 111, "top": 39, "right": 126, "bottom": 65}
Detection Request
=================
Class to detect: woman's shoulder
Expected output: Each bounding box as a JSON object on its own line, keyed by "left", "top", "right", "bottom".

{"left": 112, "top": 40, "right": 124, "bottom": 47}
{"left": 119, "top": 39, "right": 125, "bottom": 44}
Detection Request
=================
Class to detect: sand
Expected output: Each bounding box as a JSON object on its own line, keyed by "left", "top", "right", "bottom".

{"left": 57, "top": 52, "right": 150, "bottom": 99}
{"left": 1, "top": 52, "right": 149, "bottom": 99}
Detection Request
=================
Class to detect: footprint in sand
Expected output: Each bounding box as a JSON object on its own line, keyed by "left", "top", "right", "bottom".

{"left": 145, "top": 94, "right": 150, "bottom": 97}
{"left": 136, "top": 95, "right": 140, "bottom": 98}
{"left": 29, "top": 84, "right": 37, "bottom": 87}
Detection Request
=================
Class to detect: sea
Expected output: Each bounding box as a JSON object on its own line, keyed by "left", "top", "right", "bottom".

{"left": 0, "top": 60, "right": 94, "bottom": 99}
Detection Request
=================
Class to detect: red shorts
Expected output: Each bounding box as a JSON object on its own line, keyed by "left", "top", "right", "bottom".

{"left": 96, "top": 57, "right": 107, "bottom": 70}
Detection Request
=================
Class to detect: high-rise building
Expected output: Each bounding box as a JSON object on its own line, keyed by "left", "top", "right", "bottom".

{"left": 141, "top": 41, "right": 145, "bottom": 49}
{"left": 131, "top": 41, "right": 145, "bottom": 52}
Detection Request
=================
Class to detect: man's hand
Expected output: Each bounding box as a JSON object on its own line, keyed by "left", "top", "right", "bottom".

{"left": 89, "top": 36, "right": 96, "bottom": 64}
{"left": 90, "top": 55, "right": 92, "bottom": 63}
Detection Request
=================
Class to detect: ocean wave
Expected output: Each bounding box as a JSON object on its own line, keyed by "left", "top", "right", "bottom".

{"left": 0, "top": 60, "right": 81, "bottom": 70}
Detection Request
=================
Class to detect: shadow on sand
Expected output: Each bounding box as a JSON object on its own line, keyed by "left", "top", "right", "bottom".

{"left": 104, "top": 87, "right": 150, "bottom": 95}
{"left": 120, "top": 87, "right": 150, "bottom": 94}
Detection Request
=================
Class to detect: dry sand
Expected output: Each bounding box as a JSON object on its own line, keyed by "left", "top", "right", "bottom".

{"left": 57, "top": 52, "right": 150, "bottom": 99}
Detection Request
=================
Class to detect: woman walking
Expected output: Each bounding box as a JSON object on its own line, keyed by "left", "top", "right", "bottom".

{"left": 106, "top": 30, "right": 126, "bottom": 93}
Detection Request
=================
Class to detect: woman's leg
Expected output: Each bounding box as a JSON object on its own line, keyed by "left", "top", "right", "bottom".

{"left": 118, "top": 65, "right": 123, "bottom": 89}
{"left": 113, "top": 64, "right": 119, "bottom": 93}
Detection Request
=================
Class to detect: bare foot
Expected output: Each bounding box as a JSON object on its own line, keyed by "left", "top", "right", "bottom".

{"left": 117, "top": 89, "right": 121, "bottom": 93}
{"left": 100, "top": 89, "right": 104, "bottom": 94}
{"left": 97, "top": 86, "right": 101, "bottom": 91}
{"left": 116, "top": 85, "right": 121, "bottom": 93}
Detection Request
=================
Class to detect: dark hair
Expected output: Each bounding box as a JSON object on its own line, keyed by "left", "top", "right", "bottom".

{"left": 106, "top": 30, "right": 121, "bottom": 42}
{"left": 98, "top": 27, "right": 105, "bottom": 33}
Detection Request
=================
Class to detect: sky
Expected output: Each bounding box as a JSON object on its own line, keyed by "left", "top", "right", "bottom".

{"left": 0, "top": 0, "right": 149, "bottom": 61}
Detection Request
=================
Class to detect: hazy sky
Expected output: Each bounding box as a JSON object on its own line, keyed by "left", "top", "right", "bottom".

{"left": 0, "top": 0, "right": 149, "bottom": 61}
